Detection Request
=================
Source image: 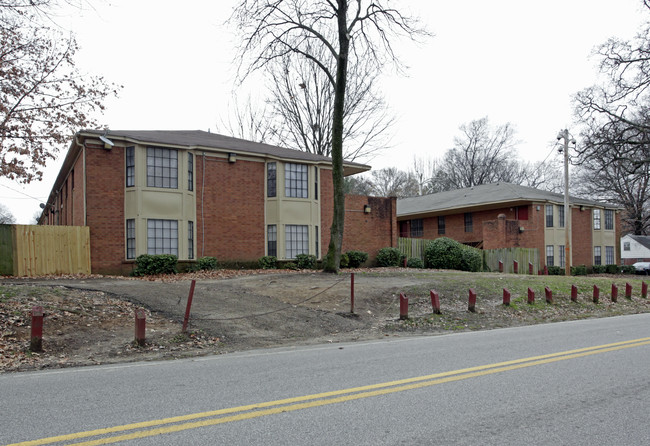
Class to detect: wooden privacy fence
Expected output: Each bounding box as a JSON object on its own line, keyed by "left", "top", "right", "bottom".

{"left": 0, "top": 225, "right": 91, "bottom": 276}
{"left": 483, "top": 247, "right": 539, "bottom": 274}
{"left": 398, "top": 237, "right": 539, "bottom": 274}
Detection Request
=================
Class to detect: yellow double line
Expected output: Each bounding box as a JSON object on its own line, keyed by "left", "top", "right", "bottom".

{"left": 9, "top": 337, "right": 650, "bottom": 446}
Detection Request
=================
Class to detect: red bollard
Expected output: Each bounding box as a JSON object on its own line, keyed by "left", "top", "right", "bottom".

{"left": 499, "top": 260, "right": 503, "bottom": 273}
{"left": 513, "top": 261, "right": 519, "bottom": 274}
{"left": 611, "top": 284, "right": 618, "bottom": 303}
{"left": 30, "top": 306, "right": 44, "bottom": 352}
{"left": 350, "top": 273, "right": 355, "bottom": 314}
{"left": 182, "top": 279, "right": 196, "bottom": 333}
{"left": 399, "top": 293, "right": 408, "bottom": 320}
{"left": 529, "top": 262, "right": 533, "bottom": 275}
{"left": 643, "top": 281, "right": 648, "bottom": 299}
{"left": 527, "top": 287, "right": 535, "bottom": 304}
{"left": 135, "top": 309, "right": 146, "bottom": 347}
{"left": 545, "top": 286, "right": 553, "bottom": 304}
{"left": 468, "top": 288, "right": 477, "bottom": 313}
{"left": 625, "top": 282, "right": 632, "bottom": 300}
{"left": 593, "top": 285, "right": 600, "bottom": 304}
{"left": 430, "top": 290, "right": 441, "bottom": 314}
{"left": 503, "top": 288, "right": 511, "bottom": 306}
{"left": 571, "top": 285, "right": 578, "bottom": 302}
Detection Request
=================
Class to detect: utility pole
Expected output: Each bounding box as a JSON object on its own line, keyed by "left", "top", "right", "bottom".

{"left": 557, "top": 129, "right": 576, "bottom": 276}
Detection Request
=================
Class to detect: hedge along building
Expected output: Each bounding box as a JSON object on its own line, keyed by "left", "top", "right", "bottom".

{"left": 38, "top": 130, "right": 397, "bottom": 275}
{"left": 396, "top": 182, "right": 622, "bottom": 269}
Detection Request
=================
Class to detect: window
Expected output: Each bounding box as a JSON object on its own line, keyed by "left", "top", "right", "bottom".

{"left": 188, "top": 153, "right": 194, "bottom": 191}
{"left": 624, "top": 242, "right": 631, "bottom": 251}
{"left": 267, "top": 225, "right": 277, "bottom": 257}
{"left": 464, "top": 213, "right": 473, "bottom": 233}
{"left": 545, "top": 205, "right": 554, "bottom": 227}
{"left": 438, "top": 216, "right": 446, "bottom": 235}
{"left": 559, "top": 245, "right": 565, "bottom": 268}
{"left": 399, "top": 221, "right": 409, "bottom": 238}
{"left": 315, "top": 226, "right": 319, "bottom": 258}
{"left": 314, "top": 166, "right": 319, "bottom": 200}
{"left": 285, "top": 163, "right": 308, "bottom": 198}
{"left": 546, "top": 245, "right": 554, "bottom": 267}
{"left": 147, "top": 219, "right": 178, "bottom": 256}
{"left": 126, "top": 146, "right": 135, "bottom": 187}
{"left": 146, "top": 147, "right": 178, "bottom": 188}
{"left": 188, "top": 221, "right": 194, "bottom": 260}
{"left": 594, "top": 246, "right": 602, "bottom": 266}
{"left": 267, "top": 163, "right": 276, "bottom": 198}
{"left": 593, "top": 209, "right": 601, "bottom": 230}
{"left": 606, "top": 246, "right": 614, "bottom": 265}
{"left": 126, "top": 219, "right": 135, "bottom": 259}
{"left": 605, "top": 209, "right": 614, "bottom": 230}
{"left": 558, "top": 206, "right": 565, "bottom": 228}
{"left": 410, "top": 219, "right": 423, "bottom": 237}
{"left": 285, "top": 224, "right": 308, "bottom": 259}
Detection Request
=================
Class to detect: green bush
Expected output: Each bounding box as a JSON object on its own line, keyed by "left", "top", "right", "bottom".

{"left": 376, "top": 247, "right": 404, "bottom": 267}
{"left": 571, "top": 265, "right": 587, "bottom": 276}
{"left": 605, "top": 264, "right": 620, "bottom": 274}
{"left": 547, "top": 266, "right": 564, "bottom": 275}
{"left": 406, "top": 257, "right": 424, "bottom": 268}
{"left": 295, "top": 254, "right": 317, "bottom": 269}
{"left": 621, "top": 265, "right": 636, "bottom": 275}
{"left": 345, "top": 250, "right": 368, "bottom": 268}
{"left": 339, "top": 253, "right": 350, "bottom": 268}
{"left": 196, "top": 256, "right": 218, "bottom": 271}
{"left": 592, "top": 265, "right": 606, "bottom": 274}
{"left": 283, "top": 261, "right": 299, "bottom": 270}
{"left": 460, "top": 246, "right": 483, "bottom": 272}
{"left": 258, "top": 256, "right": 277, "bottom": 269}
{"left": 133, "top": 254, "right": 178, "bottom": 276}
{"left": 424, "top": 237, "right": 462, "bottom": 270}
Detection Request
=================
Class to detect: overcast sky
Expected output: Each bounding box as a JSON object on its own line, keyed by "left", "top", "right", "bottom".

{"left": 1, "top": 0, "right": 648, "bottom": 223}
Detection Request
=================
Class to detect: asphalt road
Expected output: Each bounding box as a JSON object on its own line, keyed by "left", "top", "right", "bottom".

{"left": 2, "top": 314, "right": 650, "bottom": 445}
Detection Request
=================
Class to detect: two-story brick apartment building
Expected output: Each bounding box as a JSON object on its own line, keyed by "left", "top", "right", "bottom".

{"left": 397, "top": 183, "right": 622, "bottom": 269}
{"left": 39, "top": 130, "right": 397, "bottom": 274}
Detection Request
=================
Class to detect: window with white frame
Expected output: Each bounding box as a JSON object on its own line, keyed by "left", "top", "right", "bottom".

{"left": 559, "top": 245, "right": 565, "bottom": 268}
{"left": 594, "top": 246, "right": 602, "bottom": 265}
{"left": 558, "top": 206, "right": 565, "bottom": 228}
{"left": 546, "top": 245, "right": 554, "bottom": 267}
{"left": 267, "top": 163, "right": 276, "bottom": 198}
{"left": 604, "top": 209, "right": 614, "bottom": 230}
{"left": 624, "top": 242, "right": 631, "bottom": 251}
{"left": 146, "top": 147, "right": 178, "bottom": 188}
{"left": 285, "top": 225, "right": 308, "bottom": 259}
{"left": 593, "top": 209, "right": 601, "bottom": 230}
{"left": 188, "top": 221, "right": 194, "bottom": 260}
{"left": 285, "top": 163, "right": 308, "bottom": 198}
{"left": 126, "top": 219, "right": 135, "bottom": 259}
{"left": 267, "top": 225, "right": 277, "bottom": 257}
{"left": 606, "top": 246, "right": 614, "bottom": 265}
{"left": 147, "top": 219, "right": 178, "bottom": 256}
{"left": 188, "top": 153, "right": 194, "bottom": 191}
{"left": 315, "top": 226, "right": 319, "bottom": 258}
{"left": 126, "top": 146, "right": 135, "bottom": 187}
{"left": 545, "top": 205, "right": 554, "bottom": 227}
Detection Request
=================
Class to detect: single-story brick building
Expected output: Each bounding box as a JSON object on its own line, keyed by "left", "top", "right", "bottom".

{"left": 397, "top": 183, "right": 622, "bottom": 268}
{"left": 39, "top": 130, "right": 397, "bottom": 274}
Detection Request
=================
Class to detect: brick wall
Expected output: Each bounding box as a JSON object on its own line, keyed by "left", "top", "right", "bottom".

{"left": 571, "top": 207, "right": 593, "bottom": 266}
{"left": 85, "top": 144, "right": 126, "bottom": 274}
{"left": 196, "top": 155, "right": 265, "bottom": 261}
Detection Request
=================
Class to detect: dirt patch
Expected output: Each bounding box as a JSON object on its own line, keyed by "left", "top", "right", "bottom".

{"left": 2, "top": 269, "right": 650, "bottom": 372}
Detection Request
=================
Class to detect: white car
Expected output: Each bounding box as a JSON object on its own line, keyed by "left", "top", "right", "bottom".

{"left": 633, "top": 262, "right": 650, "bottom": 274}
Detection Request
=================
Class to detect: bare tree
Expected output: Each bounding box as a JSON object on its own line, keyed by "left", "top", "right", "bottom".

{"left": 231, "top": 0, "right": 428, "bottom": 272}
{"left": 343, "top": 174, "right": 374, "bottom": 195}
{"left": 0, "top": 203, "right": 16, "bottom": 224}
{"left": 217, "top": 94, "right": 278, "bottom": 143}
{"left": 370, "top": 167, "right": 418, "bottom": 198}
{"left": 436, "top": 117, "right": 518, "bottom": 189}
{"left": 574, "top": 115, "right": 650, "bottom": 234}
{"left": 267, "top": 49, "right": 393, "bottom": 161}
{"left": 1, "top": 1, "right": 120, "bottom": 183}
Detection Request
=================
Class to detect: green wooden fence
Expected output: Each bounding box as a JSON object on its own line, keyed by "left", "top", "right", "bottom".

{"left": 397, "top": 237, "right": 539, "bottom": 274}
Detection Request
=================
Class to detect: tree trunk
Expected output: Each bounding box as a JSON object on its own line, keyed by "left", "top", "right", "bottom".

{"left": 323, "top": 0, "right": 349, "bottom": 273}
